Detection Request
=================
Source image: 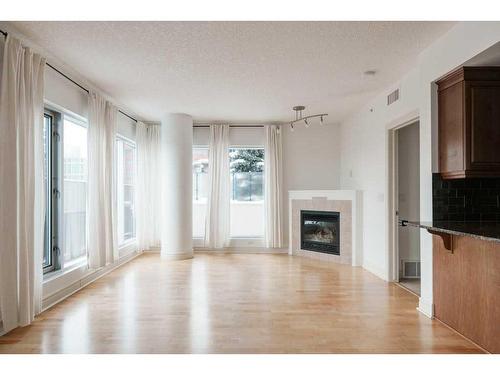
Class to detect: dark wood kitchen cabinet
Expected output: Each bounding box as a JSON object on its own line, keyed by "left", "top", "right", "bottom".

{"left": 437, "top": 67, "right": 500, "bottom": 179}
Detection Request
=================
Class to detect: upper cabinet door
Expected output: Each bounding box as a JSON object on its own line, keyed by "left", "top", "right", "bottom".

{"left": 439, "top": 79, "right": 464, "bottom": 175}
{"left": 437, "top": 67, "right": 500, "bottom": 179}
{"left": 468, "top": 83, "right": 500, "bottom": 167}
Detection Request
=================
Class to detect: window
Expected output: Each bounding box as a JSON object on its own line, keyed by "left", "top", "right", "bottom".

{"left": 43, "top": 108, "right": 88, "bottom": 274}
{"left": 116, "top": 136, "right": 137, "bottom": 246}
{"left": 62, "top": 116, "right": 88, "bottom": 267}
{"left": 193, "top": 147, "right": 209, "bottom": 238}
{"left": 229, "top": 148, "right": 264, "bottom": 238}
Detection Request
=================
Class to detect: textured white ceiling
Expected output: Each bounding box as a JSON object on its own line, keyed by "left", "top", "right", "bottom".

{"left": 9, "top": 21, "right": 455, "bottom": 123}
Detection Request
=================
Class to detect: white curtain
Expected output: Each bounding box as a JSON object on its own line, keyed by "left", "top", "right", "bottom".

{"left": 264, "top": 125, "right": 284, "bottom": 248}
{"left": 0, "top": 35, "right": 45, "bottom": 334}
{"left": 204, "top": 124, "right": 231, "bottom": 248}
{"left": 136, "top": 122, "right": 161, "bottom": 250}
{"left": 87, "top": 91, "right": 117, "bottom": 268}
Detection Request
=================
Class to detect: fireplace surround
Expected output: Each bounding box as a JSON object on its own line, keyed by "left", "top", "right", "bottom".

{"left": 289, "top": 190, "right": 362, "bottom": 266}
{"left": 301, "top": 210, "right": 340, "bottom": 255}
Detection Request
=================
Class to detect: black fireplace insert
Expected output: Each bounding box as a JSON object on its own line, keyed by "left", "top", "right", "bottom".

{"left": 300, "top": 210, "right": 340, "bottom": 255}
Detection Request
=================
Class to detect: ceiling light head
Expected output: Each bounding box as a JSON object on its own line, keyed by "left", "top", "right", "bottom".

{"left": 304, "top": 118, "right": 309, "bottom": 127}
{"left": 293, "top": 105, "right": 306, "bottom": 121}
{"left": 320, "top": 116, "right": 324, "bottom": 125}
{"left": 364, "top": 70, "right": 377, "bottom": 76}
{"left": 290, "top": 123, "right": 294, "bottom": 132}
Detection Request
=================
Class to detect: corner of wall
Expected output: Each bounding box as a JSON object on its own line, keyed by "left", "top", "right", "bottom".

{"left": 362, "top": 260, "right": 389, "bottom": 281}
{"left": 417, "top": 297, "right": 434, "bottom": 318}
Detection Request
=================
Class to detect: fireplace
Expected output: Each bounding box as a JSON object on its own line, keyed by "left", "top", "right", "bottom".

{"left": 300, "top": 210, "right": 340, "bottom": 255}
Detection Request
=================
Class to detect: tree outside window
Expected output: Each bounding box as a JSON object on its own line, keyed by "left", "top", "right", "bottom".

{"left": 229, "top": 148, "right": 264, "bottom": 202}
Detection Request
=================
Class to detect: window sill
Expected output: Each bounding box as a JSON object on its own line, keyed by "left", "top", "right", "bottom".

{"left": 42, "top": 261, "right": 89, "bottom": 301}
{"left": 43, "top": 258, "right": 87, "bottom": 283}
{"left": 118, "top": 240, "right": 138, "bottom": 257}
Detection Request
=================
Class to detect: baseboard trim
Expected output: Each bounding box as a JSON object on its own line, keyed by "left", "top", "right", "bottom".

{"left": 143, "top": 247, "right": 161, "bottom": 253}
{"left": 144, "top": 248, "right": 288, "bottom": 254}
{"left": 161, "top": 252, "right": 193, "bottom": 260}
{"left": 194, "top": 247, "right": 288, "bottom": 254}
{"left": 433, "top": 317, "right": 489, "bottom": 353}
{"left": 41, "top": 251, "right": 143, "bottom": 312}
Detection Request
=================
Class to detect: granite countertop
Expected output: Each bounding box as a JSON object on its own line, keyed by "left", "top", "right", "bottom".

{"left": 403, "top": 220, "right": 500, "bottom": 243}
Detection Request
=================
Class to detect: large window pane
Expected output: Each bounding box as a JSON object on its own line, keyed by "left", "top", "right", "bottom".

{"left": 117, "top": 137, "right": 137, "bottom": 246}
{"left": 63, "top": 117, "right": 88, "bottom": 266}
{"left": 229, "top": 148, "right": 264, "bottom": 238}
{"left": 193, "top": 147, "right": 209, "bottom": 238}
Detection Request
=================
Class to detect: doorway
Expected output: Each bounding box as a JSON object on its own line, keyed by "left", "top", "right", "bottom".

{"left": 394, "top": 121, "right": 421, "bottom": 295}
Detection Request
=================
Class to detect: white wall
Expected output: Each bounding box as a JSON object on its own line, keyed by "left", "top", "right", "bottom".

{"left": 44, "top": 67, "right": 88, "bottom": 119}
{"left": 116, "top": 112, "right": 137, "bottom": 140}
{"left": 282, "top": 123, "right": 341, "bottom": 247}
{"left": 397, "top": 122, "right": 420, "bottom": 265}
{"left": 44, "top": 67, "right": 137, "bottom": 140}
{"left": 193, "top": 126, "right": 265, "bottom": 146}
{"left": 339, "top": 21, "right": 500, "bottom": 317}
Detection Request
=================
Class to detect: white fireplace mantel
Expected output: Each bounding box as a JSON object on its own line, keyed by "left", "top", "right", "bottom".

{"left": 288, "top": 190, "right": 363, "bottom": 266}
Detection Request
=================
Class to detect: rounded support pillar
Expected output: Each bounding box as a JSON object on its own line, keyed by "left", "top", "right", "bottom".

{"left": 160, "top": 113, "right": 193, "bottom": 260}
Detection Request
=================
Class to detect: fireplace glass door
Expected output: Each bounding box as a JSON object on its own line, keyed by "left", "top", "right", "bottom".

{"left": 300, "top": 210, "right": 340, "bottom": 255}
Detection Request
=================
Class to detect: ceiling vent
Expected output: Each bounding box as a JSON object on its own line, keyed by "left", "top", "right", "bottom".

{"left": 387, "top": 88, "right": 400, "bottom": 105}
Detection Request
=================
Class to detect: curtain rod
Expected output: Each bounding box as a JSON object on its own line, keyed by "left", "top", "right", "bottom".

{"left": 193, "top": 124, "right": 266, "bottom": 128}
{"left": 0, "top": 28, "right": 138, "bottom": 123}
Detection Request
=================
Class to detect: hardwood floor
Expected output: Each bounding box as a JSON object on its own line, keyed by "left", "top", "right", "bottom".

{"left": 399, "top": 278, "right": 421, "bottom": 296}
{"left": 0, "top": 253, "right": 483, "bottom": 353}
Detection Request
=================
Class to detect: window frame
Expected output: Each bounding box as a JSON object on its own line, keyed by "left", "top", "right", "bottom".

{"left": 43, "top": 106, "right": 89, "bottom": 276}
{"left": 115, "top": 134, "right": 138, "bottom": 249}
{"left": 43, "top": 110, "right": 59, "bottom": 274}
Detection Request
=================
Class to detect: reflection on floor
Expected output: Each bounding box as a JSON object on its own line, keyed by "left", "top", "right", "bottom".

{"left": 400, "top": 278, "right": 421, "bottom": 296}
{"left": 0, "top": 253, "right": 482, "bottom": 353}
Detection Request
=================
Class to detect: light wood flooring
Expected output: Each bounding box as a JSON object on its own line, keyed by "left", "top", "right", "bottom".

{"left": 0, "top": 253, "right": 483, "bottom": 353}
{"left": 399, "top": 278, "right": 421, "bottom": 296}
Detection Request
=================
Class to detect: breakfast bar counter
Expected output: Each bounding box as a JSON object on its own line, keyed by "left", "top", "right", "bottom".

{"left": 402, "top": 219, "right": 500, "bottom": 353}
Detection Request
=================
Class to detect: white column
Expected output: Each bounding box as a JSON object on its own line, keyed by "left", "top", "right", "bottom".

{"left": 160, "top": 113, "right": 193, "bottom": 260}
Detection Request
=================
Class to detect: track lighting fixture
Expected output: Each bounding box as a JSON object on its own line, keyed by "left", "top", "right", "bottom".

{"left": 288, "top": 106, "right": 327, "bottom": 130}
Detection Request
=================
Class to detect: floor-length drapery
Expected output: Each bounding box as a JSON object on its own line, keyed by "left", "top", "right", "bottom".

{"left": 204, "top": 124, "right": 230, "bottom": 248}
{"left": 136, "top": 122, "right": 161, "bottom": 250}
{"left": 0, "top": 35, "right": 46, "bottom": 334}
{"left": 87, "top": 91, "right": 117, "bottom": 268}
{"left": 264, "top": 125, "right": 284, "bottom": 248}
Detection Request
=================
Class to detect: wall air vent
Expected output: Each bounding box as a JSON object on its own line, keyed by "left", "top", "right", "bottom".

{"left": 387, "top": 88, "right": 400, "bottom": 105}
{"left": 402, "top": 260, "right": 421, "bottom": 278}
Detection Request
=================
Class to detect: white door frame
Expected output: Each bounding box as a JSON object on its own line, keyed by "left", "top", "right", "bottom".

{"left": 387, "top": 116, "right": 420, "bottom": 282}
